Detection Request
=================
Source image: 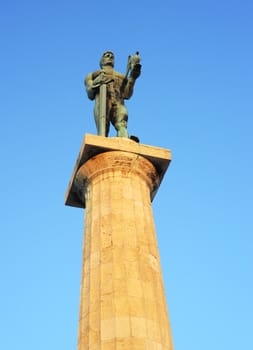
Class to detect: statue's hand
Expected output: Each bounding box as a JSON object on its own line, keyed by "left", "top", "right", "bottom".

{"left": 130, "top": 63, "right": 141, "bottom": 80}
{"left": 92, "top": 72, "right": 114, "bottom": 88}
{"left": 92, "top": 74, "right": 104, "bottom": 88}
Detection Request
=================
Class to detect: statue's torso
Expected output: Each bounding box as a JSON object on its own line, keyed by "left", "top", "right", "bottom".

{"left": 92, "top": 69, "right": 126, "bottom": 104}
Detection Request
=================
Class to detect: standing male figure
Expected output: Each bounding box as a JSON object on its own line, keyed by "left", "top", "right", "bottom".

{"left": 85, "top": 51, "right": 141, "bottom": 138}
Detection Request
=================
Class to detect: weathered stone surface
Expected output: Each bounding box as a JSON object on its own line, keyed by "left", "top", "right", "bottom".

{"left": 67, "top": 136, "right": 173, "bottom": 349}
{"left": 65, "top": 134, "right": 171, "bottom": 208}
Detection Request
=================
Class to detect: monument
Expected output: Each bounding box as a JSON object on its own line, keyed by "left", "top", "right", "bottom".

{"left": 84, "top": 50, "right": 141, "bottom": 139}
{"left": 65, "top": 51, "right": 173, "bottom": 349}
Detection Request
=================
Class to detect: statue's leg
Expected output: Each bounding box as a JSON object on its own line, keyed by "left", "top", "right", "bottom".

{"left": 105, "top": 116, "right": 110, "bottom": 137}
{"left": 111, "top": 103, "right": 128, "bottom": 138}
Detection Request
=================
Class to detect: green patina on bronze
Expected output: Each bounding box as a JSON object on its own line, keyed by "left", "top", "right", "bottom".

{"left": 85, "top": 51, "right": 141, "bottom": 139}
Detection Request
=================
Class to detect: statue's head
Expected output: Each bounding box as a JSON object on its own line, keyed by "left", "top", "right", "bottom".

{"left": 100, "top": 51, "right": 115, "bottom": 68}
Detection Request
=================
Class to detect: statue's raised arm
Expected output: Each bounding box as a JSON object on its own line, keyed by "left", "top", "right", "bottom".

{"left": 84, "top": 51, "right": 141, "bottom": 140}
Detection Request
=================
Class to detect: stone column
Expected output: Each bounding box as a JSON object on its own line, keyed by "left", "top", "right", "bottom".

{"left": 65, "top": 135, "right": 173, "bottom": 350}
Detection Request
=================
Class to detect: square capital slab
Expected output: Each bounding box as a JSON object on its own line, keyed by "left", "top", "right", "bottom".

{"left": 65, "top": 134, "right": 172, "bottom": 208}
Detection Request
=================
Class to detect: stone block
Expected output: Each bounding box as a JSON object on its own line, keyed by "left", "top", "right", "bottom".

{"left": 115, "top": 317, "right": 131, "bottom": 337}
{"left": 127, "top": 278, "right": 143, "bottom": 298}
{"left": 130, "top": 316, "right": 147, "bottom": 338}
{"left": 128, "top": 296, "right": 145, "bottom": 317}
{"left": 114, "top": 294, "right": 128, "bottom": 316}
{"left": 101, "top": 319, "right": 115, "bottom": 341}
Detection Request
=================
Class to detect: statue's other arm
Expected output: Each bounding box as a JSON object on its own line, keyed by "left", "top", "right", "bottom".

{"left": 122, "top": 63, "right": 141, "bottom": 100}
{"left": 122, "top": 77, "right": 136, "bottom": 99}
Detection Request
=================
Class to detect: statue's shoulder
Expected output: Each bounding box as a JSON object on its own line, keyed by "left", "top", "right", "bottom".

{"left": 86, "top": 70, "right": 101, "bottom": 81}
{"left": 113, "top": 70, "right": 125, "bottom": 80}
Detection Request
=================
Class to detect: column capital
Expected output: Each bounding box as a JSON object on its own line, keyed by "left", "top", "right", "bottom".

{"left": 65, "top": 134, "right": 172, "bottom": 208}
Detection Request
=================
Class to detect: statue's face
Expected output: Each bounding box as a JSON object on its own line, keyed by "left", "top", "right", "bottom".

{"left": 100, "top": 51, "right": 114, "bottom": 68}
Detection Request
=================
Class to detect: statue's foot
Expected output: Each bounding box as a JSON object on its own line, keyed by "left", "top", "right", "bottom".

{"left": 129, "top": 135, "right": 140, "bottom": 143}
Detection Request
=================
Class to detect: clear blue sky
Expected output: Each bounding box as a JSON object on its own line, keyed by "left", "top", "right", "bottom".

{"left": 1, "top": 1, "right": 252, "bottom": 349}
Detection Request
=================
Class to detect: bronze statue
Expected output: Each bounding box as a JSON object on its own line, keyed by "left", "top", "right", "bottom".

{"left": 85, "top": 51, "right": 141, "bottom": 139}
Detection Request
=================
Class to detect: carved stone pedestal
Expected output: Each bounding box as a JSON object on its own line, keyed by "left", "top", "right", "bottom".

{"left": 65, "top": 134, "right": 173, "bottom": 350}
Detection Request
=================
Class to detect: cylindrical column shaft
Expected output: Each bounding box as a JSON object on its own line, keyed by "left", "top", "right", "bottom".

{"left": 75, "top": 151, "right": 173, "bottom": 350}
